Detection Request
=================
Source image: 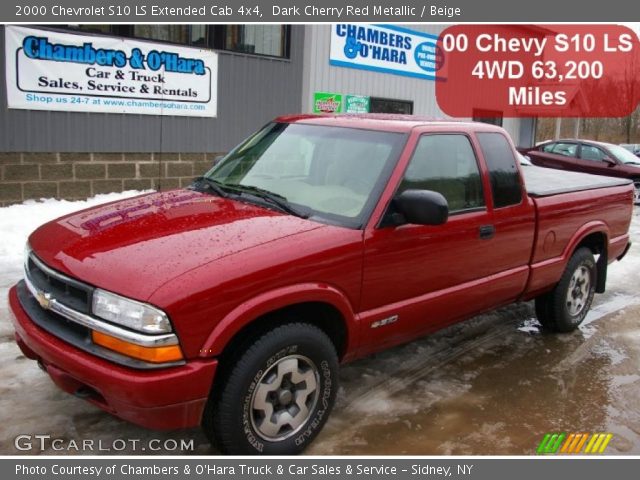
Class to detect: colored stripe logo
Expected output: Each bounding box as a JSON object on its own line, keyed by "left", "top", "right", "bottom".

{"left": 537, "top": 433, "right": 612, "bottom": 454}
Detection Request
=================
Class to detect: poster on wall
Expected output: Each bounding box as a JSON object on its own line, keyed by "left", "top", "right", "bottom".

{"left": 313, "top": 92, "right": 343, "bottom": 113}
{"left": 329, "top": 24, "right": 443, "bottom": 80}
{"left": 345, "top": 95, "right": 370, "bottom": 113}
{"left": 4, "top": 26, "right": 218, "bottom": 117}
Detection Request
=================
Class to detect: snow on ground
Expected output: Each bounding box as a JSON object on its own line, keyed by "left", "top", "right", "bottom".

{"left": 0, "top": 191, "right": 149, "bottom": 284}
{"left": 0, "top": 191, "right": 149, "bottom": 338}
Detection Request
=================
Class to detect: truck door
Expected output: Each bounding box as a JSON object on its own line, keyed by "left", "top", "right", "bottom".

{"left": 358, "top": 130, "right": 535, "bottom": 355}
{"left": 474, "top": 131, "right": 536, "bottom": 287}
{"left": 360, "top": 129, "right": 535, "bottom": 354}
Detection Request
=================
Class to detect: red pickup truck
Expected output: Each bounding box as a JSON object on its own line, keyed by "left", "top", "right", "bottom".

{"left": 9, "top": 115, "right": 633, "bottom": 455}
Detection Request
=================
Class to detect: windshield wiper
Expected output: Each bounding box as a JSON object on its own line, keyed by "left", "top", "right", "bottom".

{"left": 191, "top": 176, "right": 228, "bottom": 197}
{"left": 225, "top": 184, "right": 310, "bottom": 219}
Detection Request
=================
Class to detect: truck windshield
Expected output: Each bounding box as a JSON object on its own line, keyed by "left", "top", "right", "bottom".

{"left": 206, "top": 122, "right": 406, "bottom": 228}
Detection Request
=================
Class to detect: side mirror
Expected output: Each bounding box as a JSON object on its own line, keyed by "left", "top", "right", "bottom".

{"left": 394, "top": 190, "right": 449, "bottom": 226}
{"left": 603, "top": 156, "right": 616, "bottom": 166}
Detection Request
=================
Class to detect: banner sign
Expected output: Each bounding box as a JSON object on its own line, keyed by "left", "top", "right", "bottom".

{"left": 345, "top": 94, "right": 370, "bottom": 113}
{"left": 330, "top": 24, "right": 443, "bottom": 80}
{"left": 4, "top": 26, "right": 218, "bottom": 117}
{"left": 313, "top": 91, "right": 343, "bottom": 113}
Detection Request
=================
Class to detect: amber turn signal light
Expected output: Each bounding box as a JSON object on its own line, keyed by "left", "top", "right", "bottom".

{"left": 91, "top": 331, "right": 183, "bottom": 363}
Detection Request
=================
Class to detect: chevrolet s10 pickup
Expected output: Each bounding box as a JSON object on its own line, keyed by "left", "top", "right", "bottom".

{"left": 9, "top": 114, "right": 634, "bottom": 454}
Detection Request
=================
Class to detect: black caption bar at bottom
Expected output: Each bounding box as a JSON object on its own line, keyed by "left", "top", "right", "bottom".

{"left": 5, "top": 458, "right": 640, "bottom": 480}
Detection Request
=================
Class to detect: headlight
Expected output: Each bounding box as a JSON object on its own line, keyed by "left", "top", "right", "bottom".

{"left": 92, "top": 289, "right": 171, "bottom": 334}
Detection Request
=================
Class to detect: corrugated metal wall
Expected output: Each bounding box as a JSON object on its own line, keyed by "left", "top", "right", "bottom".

{"left": 0, "top": 25, "right": 305, "bottom": 153}
{"left": 301, "top": 25, "right": 526, "bottom": 145}
{"left": 302, "top": 25, "right": 447, "bottom": 116}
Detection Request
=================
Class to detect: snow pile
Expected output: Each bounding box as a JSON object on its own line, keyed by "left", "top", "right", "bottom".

{"left": 0, "top": 191, "right": 149, "bottom": 287}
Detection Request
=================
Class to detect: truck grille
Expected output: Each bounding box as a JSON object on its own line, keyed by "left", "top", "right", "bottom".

{"left": 19, "top": 251, "right": 183, "bottom": 369}
{"left": 25, "top": 253, "right": 94, "bottom": 314}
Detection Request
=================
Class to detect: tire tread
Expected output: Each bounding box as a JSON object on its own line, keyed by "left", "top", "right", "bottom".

{"left": 203, "top": 322, "right": 337, "bottom": 455}
{"left": 535, "top": 247, "right": 596, "bottom": 333}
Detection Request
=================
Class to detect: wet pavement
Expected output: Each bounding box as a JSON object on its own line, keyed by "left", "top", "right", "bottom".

{"left": 1, "top": 210, "right": 639, "bottom": 455}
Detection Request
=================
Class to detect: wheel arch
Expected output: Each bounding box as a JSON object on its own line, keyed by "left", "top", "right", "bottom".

{"left": 565, "top": 224, "right": 609, "bottom": 294}
{"left": 199, "top": 283, "right": 358, "bottom": 364}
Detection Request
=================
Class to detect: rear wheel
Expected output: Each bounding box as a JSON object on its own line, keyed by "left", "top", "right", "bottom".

{"left": 202, "top": 323, "right": 338, "bottom": 455}
{"left": 535, "top": 247, "right": 596, "bottom": 332}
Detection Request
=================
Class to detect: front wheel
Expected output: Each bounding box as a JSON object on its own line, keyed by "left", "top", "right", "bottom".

{"left": 535, "top": 247, "right": 597, "bottom": 332}
{"left": 202, "top": 323, "right": 339, "bottom": 455}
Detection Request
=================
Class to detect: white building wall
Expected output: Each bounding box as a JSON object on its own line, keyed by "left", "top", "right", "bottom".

{"left": 502, "top": 118, "right": 523, "bottom": 146}
{"left": 301, "top": 25, "right": 526, "bottom": 145}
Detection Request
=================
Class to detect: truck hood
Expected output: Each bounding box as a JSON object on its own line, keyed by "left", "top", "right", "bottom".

{"left": 28, "top": 190, "right": 323, "bottom": 300}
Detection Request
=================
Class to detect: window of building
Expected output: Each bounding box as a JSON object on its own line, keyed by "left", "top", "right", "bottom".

{"left": 66, "top": 25, "right": 189, "bottom": 44}
{"left": 132, "top": 25, "right": 189, "bottom": 44}
{"left": 63, "top": 25, "right": 291, "bottom": 59}
{"left": 190, "top": 25, "right": 208, "bottom": 47}
{"left": 398, "top": 134, "right": 485, "bottom": 213}
{"left": 215, "top": 25, "right": 289, "bottom": 57}
{"left": 67, "top": 25, "right": 113, "bottom": 35}
{"left": 476, "top": 132, "right": 523, "bottom": 208}
{"left": 472, "top": 109, "right": 503, "bottom": 127}
{"left": 370, "top": 98, "right": 413, "bottom": 115}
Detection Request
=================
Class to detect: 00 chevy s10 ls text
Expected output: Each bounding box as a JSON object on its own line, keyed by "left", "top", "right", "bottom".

{"left": 9, "top": 115, "right": 634, "bottom": 454}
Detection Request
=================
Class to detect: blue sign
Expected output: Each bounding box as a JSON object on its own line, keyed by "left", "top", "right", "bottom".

{"left": 329, "top": 24, "right": 443, "bottom": 80}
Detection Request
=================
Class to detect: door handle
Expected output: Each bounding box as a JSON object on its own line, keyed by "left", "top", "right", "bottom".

{"left": 479, "top": 225, "right": 495, "bottom": 240}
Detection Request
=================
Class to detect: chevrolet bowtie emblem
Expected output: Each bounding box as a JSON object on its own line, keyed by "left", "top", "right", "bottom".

{"left": 36, "top": 291, "right": 52, "bottom": 310}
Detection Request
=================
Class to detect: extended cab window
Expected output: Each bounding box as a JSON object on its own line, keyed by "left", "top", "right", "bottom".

{"left": 398, "top": 134, "right": 485, "bottom": 213}
{"left": 477, "top": 132, "right": 523, "bottom": 208}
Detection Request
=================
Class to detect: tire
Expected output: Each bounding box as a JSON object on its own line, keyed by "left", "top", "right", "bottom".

{"left": 535, "top": 247, "right": 597, "bottom": 332}
{"left": 633, "top": 179, "right": 640, "bottom": 205}
{"left": 202, "top": 323, "right": 339, "bottom": 455}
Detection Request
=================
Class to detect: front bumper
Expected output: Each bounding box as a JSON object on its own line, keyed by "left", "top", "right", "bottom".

{"left": 9, "top": 285, "right": 218, "bottom": 430}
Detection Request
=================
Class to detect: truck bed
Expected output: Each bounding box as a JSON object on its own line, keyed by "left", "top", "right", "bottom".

{"left": 522, "top": 165, "right": 632, "bottom": 197}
